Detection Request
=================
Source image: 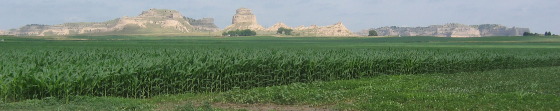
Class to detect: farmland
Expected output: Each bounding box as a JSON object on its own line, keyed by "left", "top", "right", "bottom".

{"left": 1, "top": 36, "right": 560, "bottom": 110}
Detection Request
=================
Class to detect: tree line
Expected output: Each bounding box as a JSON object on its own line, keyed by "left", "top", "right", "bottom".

{"left": 220, "top": 27, "right": 295, "bottom": 36}
{"left": 523, "top": 31, "right": 556, "bottom": 36}
{"left": 277, "top": 27, "right": 293, "bottom": 35}
{"left": 222, "top": 29, "right": 257, "bottom": 36}
{"left": 368, "top": 30, "right": 378, "bottom": 36}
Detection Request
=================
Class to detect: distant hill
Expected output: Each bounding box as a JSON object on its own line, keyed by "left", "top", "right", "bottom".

{"left": 5, "top": 8, "right": 356, "bottom": 37}
{"left": 7, "top": 8, "right": 529, "bottom": 37}
{"left": 6, "top": 9, "right": 219, "bottom": 36}
{"left": 368, "top": 23, "right": 530, "bottom": 37}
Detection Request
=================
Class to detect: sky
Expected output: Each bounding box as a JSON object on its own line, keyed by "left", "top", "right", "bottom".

{"left": 0, "top": 0, "right": 558, "bottom": 33}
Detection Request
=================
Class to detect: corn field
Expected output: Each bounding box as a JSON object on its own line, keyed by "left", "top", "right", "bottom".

{"left": 1, "top": 40, "right": 560, "bottom": 102}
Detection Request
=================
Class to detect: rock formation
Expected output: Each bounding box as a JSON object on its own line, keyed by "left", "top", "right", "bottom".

{"left": 7, "top": 8, "right": 356, "bottom": 36}
{"left": 7, "top": 9, "right": 219, "bottom": 36}
{"left": 223, "top": 8, "right": 265, "bottom": 31}
{"left": 225, "top": 8, "right": 355, "bottom": 36}
{"left": 474, "top": 24, "right": 529, "bottom": 36}
{"left": 266, "top": 22, "right": 291, "bottom": 31}
{"left": 186, "top": 17, "right": 219, "bottom": 31}
{"left": 293, "top": 22, "right": 355, "bottom": 36}
{"left": 373, "top": 23, "right": 529, "bottom": 37}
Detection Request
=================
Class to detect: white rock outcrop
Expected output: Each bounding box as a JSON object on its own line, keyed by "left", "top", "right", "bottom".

{"left": 266, "top": 22, "right": 291, "bottom": 31}
{"left": 8, "top": 8, "right": 357, "bottom": 36}
{"left": 292, "top": 22, "right": 356, "bottom": 36}
{"left": 225, "top": 8, "right": 355, "bottom": 36}
{"left": 223, "top": 8, "right": 265, "bottom": 31}
{"left": 373, "top": 23, "right": 530, "bottom": 37}
{"left": 7, "top": 9, "right": 219, "bottom": 36}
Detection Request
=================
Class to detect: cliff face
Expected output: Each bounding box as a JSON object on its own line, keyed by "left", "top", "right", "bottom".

{"left": 187, "top": 17, "right": 219, "bottom": 31}
{"left": 225, "top": 8, "right": 355, "bottom": 36}
{"left": 475, "top": 24, "right": 529, "bottom": 36}
{"left": 431, "top": 23, "right": 481, "bottom": 37}
{"left": 293, "top": 22, "right": 355, "bottom": 36}
{"left": 7, "top": 9, "right": 219, "bottom": 36}
{"left": 374, "top": 23, "right": 529, "bottom": 37}
{"left": 7, "top": 8, "right": 355, "bottom": 36}
{"left": 223, "top": 8, "right": 265, "bottom": 31}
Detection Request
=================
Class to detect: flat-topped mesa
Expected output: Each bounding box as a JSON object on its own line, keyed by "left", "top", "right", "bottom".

{"left": 373, "top": 23, "right": 529, "bottom": 37}
{"left": 139, "top": 9, "right": 184, "bottom": 19}
{"left": 224, "top": 8, "right": 265, "bottom": 31}
{"left": 232, "top": 8, "right": 258, "bottom": 24}
{"left": 435, "top": 23, "right": 481, "bottom": 37}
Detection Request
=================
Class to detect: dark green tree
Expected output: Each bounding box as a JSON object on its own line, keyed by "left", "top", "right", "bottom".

{"left": 240, "top": 29, "right": 257, "bottom": 36}
{"left": 223, "top": 29, "right": 257, "bottom": 36}
{"left": 523, "top": 32, "right": 540, "bottom": 36}
{"left": 277, "top": 28, "right": 284, "bottom": 34}
{"left": 277, "top": 27, "right": 293, "bottom": 35}
{"left": 228, "top": 30, "right": 239, "bottom": 36}
{"left": 523, "top": 32, "right": 531, "bottom": 36}
{"left": 368, "top": 30, "right": 378, "bottom": 36}
{"left": 545, "top": 31, "right": 552, "bottom": 36}
{"left": 284, "top": 29, "right": 293, "bottom": 35}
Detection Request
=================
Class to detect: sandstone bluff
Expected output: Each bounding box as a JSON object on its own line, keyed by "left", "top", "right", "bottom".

{"left": 371, "top": 23, "right": 529, "bottom": 37}
{"left": 224, "top": 8, "right": 355, "bottom": 36}
{"left": 223, "top": 8, "right": 265, "bottom": 31}
{"left": 3, "top": 8, "right": 531, "bottom": 37}
{"left": 5, "top": 8, "right": 355, "bottom": 37}
{"left": 6, "top": 9, "right": 219, "bottom": 36}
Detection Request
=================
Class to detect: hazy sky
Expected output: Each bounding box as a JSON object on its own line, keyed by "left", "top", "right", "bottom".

{"left": 1, "top": 0, "right": 558, "bottom": 33}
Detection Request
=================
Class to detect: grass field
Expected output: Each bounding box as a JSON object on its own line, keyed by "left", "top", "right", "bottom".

{"left": 1, "top": 35, "right": 559, "bottom": 110}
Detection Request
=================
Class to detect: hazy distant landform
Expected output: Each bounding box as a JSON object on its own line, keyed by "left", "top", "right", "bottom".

{"left": 367, "top": 24, "right": 530, "bottom": 37}
{"left": 0, "top": 8, "right": 528, "bottom": 37}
